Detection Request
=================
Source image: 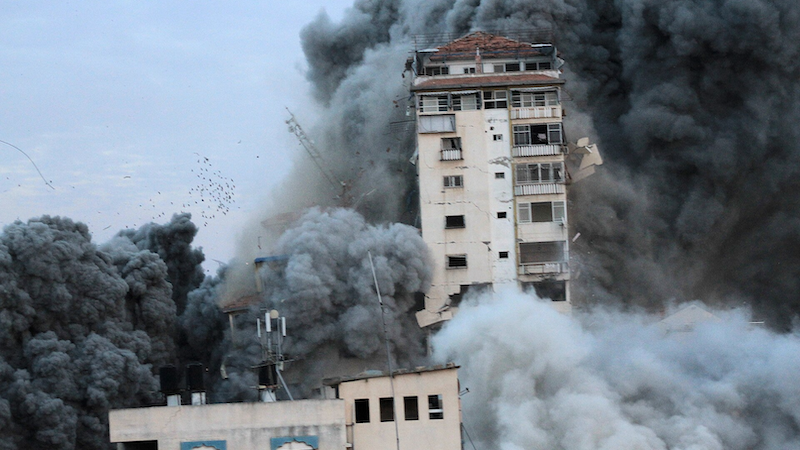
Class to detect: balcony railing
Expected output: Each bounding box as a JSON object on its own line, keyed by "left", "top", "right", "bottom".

{"left": 512, "top": 144, "right": 563, "bottom": 157}
{"left": 518, "top": 261, "right": 569, "bottom": 275}
{"left": 511, "top": 106, "right": 561, "bottom": 120}
{"left": 441, "top": 149, "right": 463, "bottom": 161}
{"left": 514, "top": 183, "right": 565, "bottom": 196}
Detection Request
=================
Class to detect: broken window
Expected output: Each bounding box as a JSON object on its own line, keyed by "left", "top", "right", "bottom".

{"left": 518, "top": 201, "right": 567, "bottom": 224}
{"left": 519, "top": 241, "right": 566, "bottom": 264}
{"left": 483, "top": 90, "right": 508, "bottom": 109}
{"left": 513, "top": 123, "right": 562, "bottom": 146}
{"left": 443, "top": 175, "right": 463, "bottom": 188}
{"left": 428, "top": 394, "right": 444, "bottom": 419}
{"left": 424, "top": 66, "right": 449, "bottom": 76}
{"left": 418, "top": 115, "right": 455, "bottom": 133}
{"left": 511, "top": 91, "right": 558, "bottom": 108}
{"left": 404, "top": 396, "right": 419, "bottom": 421}
{"left": 441, "top": 138, "right": 463, "bottom": 161}
{"left": 355, "top": 399, "right": 370, "bottom": 423}
{"left": 516, "top": 163, "right": 565, "bottom": 185}
{"left": 380, "top": 397, "right": 394, "bottom": 422}
{"left": 524, "top": 280, "right": 567, "bottom": 302}
{"left": 453, "top": 94, "right": 478, "bottom": 111}
{"left": 447, "top": 255, "right": 467, "bottom": 269}
{"left": 445, "top": 215, "right": 465, "bottom": 229}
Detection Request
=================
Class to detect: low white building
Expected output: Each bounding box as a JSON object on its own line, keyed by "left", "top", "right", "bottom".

{"left": 109, "top": 400, "right": 346, "bottom": 450}
{"left": 323, "top": 363, "right": 462, "bottom": 450}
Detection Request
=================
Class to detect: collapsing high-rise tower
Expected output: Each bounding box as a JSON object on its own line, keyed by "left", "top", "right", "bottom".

{"left": 411, "top": 31, "right": 577, "bottom": 328}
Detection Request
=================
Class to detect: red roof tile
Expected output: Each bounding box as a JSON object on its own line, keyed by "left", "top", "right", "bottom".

{"left": 412, "top": 73, "right": 563, "bottom": 92}
{"left": 429, "top": 31, "right": 545, "bottom": 61}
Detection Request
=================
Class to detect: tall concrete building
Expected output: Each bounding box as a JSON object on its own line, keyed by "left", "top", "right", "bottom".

{"left": 412, "top": 31, "right": 571, "bottom": 328}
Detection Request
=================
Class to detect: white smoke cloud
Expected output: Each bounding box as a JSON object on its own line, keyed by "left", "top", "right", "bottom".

{"left": 433, "top": 289, "right": 800, "bottom": 450}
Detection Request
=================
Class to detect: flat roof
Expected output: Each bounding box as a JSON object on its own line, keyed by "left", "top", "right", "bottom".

{"left": 412, "top": 73, "right": 563, "bottom": 92}
{"left": 322, "top": 362, "right": 459, "bottom": 386}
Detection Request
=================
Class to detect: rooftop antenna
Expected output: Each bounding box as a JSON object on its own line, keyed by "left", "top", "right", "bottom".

{"left": 368, "top": 251, "right": 401, "bottom": 450}
{"left": 254, "top": 309, "right": 294, "bottom": 401}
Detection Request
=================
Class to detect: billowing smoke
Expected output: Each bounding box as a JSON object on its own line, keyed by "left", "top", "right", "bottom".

{"left": 295, "top": 0, "right": 800, "bottom": 326}
{"left": 218, "top": 208, "right": 431, "bottom": 398}
{"left": 434, "top": 289, "right": 800, "bottom": 450}
{"left": 0, "top": 214, "right": 211, "bottom": 449}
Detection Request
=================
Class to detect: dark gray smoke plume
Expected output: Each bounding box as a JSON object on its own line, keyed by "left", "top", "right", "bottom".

{"left": 434, "top": 290, "right": 800, "bottom": 450}
{"left": 0, "top": 214, "right": 213, "bottom": 449}
{"left": 218, "top": 208, "right": 431, "bottom": 398}
{"left": 296, "top": 0, "right": 800, "bottom": 327}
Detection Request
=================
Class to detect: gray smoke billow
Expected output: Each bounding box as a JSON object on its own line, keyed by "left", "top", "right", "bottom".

{"left": 433, "top": 290, "right": 800, "bottom": 450}
{"left": 0, "top": 214, "right": 212, "bottom": 449}
{"left": 218, "top": 207, "right": 431, "bottom": 398}
{"left": 297, "top": 0, "right": 800, "bottom": 326}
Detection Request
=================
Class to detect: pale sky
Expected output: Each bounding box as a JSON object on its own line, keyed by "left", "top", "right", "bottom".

{"left": 1, "top": 1, "right": 354, "bottom": 272}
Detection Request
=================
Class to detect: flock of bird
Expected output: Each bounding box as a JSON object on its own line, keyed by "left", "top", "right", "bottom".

{"left": 182, "top": 153, "right": 236, "bottom": 227}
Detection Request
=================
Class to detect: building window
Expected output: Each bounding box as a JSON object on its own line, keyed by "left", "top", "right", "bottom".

{"left": 492, "top": 62, "right": 520, "bottom": 73}
{"left": 499, "top": 251, "right": 509, "bottom": 259}
{"left": 495, "top": 172, "right": 505, "bottom": 179}
{"left": 428, "top": 395, "right": 444, "bottom": 419}
{"left": 516, "top": 163, "right": 565, "bottom": 184}
{"left": 523, "top": 280, "right": 567, "bottom": 302}
{"left": 524, "top": 61, "right": 553, "bottom": 71}
{"left": 379, "top": 397, "right": 394, "bottom": 422}
{"left": 420, "top": 95, "right": 449, "bottom": 113}
{"left": 517, "top": 201, "right": 566, "bottom": 223}
{"left": 355, "top": 399, "right": 370, "bottom": 423}
{"left": 497, "top": 211, "right": 507, "bottom": 218}
{"left": 404, "top": 396, "right": 419, "bottom": 421}
{"left": 447, "top": 255, "right": 467, "bottom": 269}
{"left": 463, "top": 67, "right": 476, "bottom": 74}
{"left": 493, "top": 134, "right": 503, "bottom": 141}
{"left": 511, "top": 91, "right": 558, "bottom": 108}
{"left": 424, "top": 66, "right": 449, "bottom": 76}
{"left": 418, "top": 114, "right": 455, "bottom": 133}
{"left": 483, "top": 90, "right": 508, "bottom": 109}
{"left": 453, "top": 94, "right": 479, "bottom": 111}
{"left": 519, "top": 241, "right": 566, "bottom": 264}
{"left": 441, "top": 138, "right": 463, "bottom": 161}
{"left": 445, "top": 215, "right": 465, "bottom": 229}
{"left": 443, "top": 175, "right": 463, "bottom": 188}
{"left": 513, "top": 123, "right": 563, "bottom": 145}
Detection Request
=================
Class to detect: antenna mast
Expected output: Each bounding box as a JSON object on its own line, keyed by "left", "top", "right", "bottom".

{"left": 254, "top": 309, "right": 294, "bottom": 401}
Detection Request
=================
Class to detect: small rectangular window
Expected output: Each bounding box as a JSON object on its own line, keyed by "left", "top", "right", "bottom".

{"left": 492, "top": 64, "right": 505, "bottom": 73}
{"left": 447, "top": 255, "right": 467, "bottom": 269}
{"left": 499, "top": 251, "right": 509, "bottom": 259}
{"left": 404, "top": 396, "right": 419, "bottom": 421}
{"left": 380, "top": 397, "right": 394, "bottom": 422}
{"left": 443, "top": 175, "right": 463, "bottom": 188}
{"left": 445, "top": 215, "right": 465, "bottom": 229}
{"left": 497, "top": 211, "right": 507, "bottom": 219}
{"left": 495, "top": 172, "right": 505, "bottom": 179}
{"left": 428, "top": 394, "right": 444, "bottom": 419}
{"left": 493, "top": 134, "right": 503, "bottom": 141}
{"left": 505, "top": 62, "right": 520, "bottom": 72}
{"left": 355, "top": 399, "right": 370, "bottom": 423}
{"left": 463, "top": 67, "right": 476, "bottom": 74}
{"left": 483, "top": 90, "right": 508, "bottom": 109}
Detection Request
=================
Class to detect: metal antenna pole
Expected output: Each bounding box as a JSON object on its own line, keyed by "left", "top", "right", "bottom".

{"left": 368, "top": 251, "right": 401, "bottom": 450}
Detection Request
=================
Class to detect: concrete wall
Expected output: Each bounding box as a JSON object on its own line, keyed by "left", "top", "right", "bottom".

{"left": 336, "top": 368, "right": 461, "bottom": 450}
{"left": 109, "top": 399, "right": 346, "bottom": 450}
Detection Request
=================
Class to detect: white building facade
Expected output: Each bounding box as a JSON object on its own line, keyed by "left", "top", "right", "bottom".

{"left": 412, "top": 32, "right": 571, "bottom": 328}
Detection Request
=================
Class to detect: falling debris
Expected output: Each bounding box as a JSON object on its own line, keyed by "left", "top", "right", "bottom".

{"left": 0, "top": 139, "right": 55, "bottom": 190}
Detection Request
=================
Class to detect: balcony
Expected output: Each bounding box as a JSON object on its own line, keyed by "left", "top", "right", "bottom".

{"left": 512, "top": 144, "right": 563, "bottom": 157}
{"left": 518, "top": 262, "right": 569, "bottom": 275}
{"left": 511, "top": 106, "right": 561, "bottom": 120}
{"left": 514, "top": 183, "right": 565, "bottom": 196}
{"left": 441, "top": 149, "right": 463, "bottom": 161}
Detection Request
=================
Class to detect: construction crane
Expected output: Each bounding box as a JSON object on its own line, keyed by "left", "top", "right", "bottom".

{"left": 285, "top": 108, "right": 351, "bottom": 205}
